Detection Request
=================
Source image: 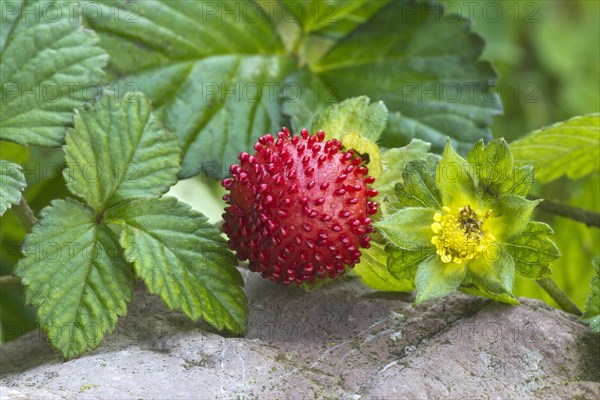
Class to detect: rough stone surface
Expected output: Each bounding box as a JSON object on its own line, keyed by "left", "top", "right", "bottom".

{"left": 1, "top": 270, "right": 599, "bottom": 399}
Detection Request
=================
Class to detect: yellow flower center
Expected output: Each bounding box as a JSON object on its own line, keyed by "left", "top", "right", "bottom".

{"left": 431, "top": 205, "right": 495, "bottom": 264}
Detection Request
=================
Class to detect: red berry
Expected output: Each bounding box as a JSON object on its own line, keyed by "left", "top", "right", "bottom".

{"left": 221, "top": 128, "right": 377, "bottom": 285}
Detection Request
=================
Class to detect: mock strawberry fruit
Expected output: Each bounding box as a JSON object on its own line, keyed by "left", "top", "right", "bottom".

{"left": 221, "top": 128, "right": 378, "bottom": 285}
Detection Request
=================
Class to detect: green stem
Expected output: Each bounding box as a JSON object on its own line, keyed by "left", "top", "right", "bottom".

{"left": 529, "top": 195, "right": 600, "bottom": 228}
{"left": 0, "top": 275, "right": 21, "bottom": 288}
{"left": 536, "top": 277, "right": 582, "bottom": 316}
{"left": 12, "top": 196, "right": 37, "bottom": 233}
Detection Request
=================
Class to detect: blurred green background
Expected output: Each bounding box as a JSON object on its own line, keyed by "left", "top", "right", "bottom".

{"left": 1, "top": 0, "right": 599, "bottom": 343}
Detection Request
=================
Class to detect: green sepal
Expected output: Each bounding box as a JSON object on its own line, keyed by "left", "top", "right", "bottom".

{"left": 376, "top": 207, "right": 435, "bottom": 250}
{"left": 341, "top": 132, "right": 383, "bottom": 178}
{"left": 486, "top": 194, "right": 540, "bottom": 241}
{"left": 354, "top": 241, "right": 414, "bottom": 292}
{"left": 311, "top": 96, "right": 388, "bottom": 178}
{"left": 378, "top": 139, "right": 431, "bottom": 216}
{"left": 502, "top": 222, "right": 559, "bottom": 279}
{"left": 467, "top": 245, "right": 516, "bottom": 297}
{"left": 467, "top": 139, "right": 512, "bottom": 197}
{"left": 311, "top": 96, "right": 388, "bottom": 143}
{"left": 436, "top": 139, "right": 477, "bottom": 209}
{"left": 503, "top": 164, "right": 535, "bottom": 197}
{"left": 395, "top": 154, "right": 442, "bottom": 210}
{"left": 467, "top": 139, "right": 512, "bottom": 191}
{"left": 460, "top": 282, "right": 519, "bottom": 305}
{"left": 467, "top": 138, "right": 534, "bottom": 198}
{"left": 414, "top": 256, "right": 466, "bottom": 306}
{"left": 387, "top": 244, "right": 435, "bottom": 281}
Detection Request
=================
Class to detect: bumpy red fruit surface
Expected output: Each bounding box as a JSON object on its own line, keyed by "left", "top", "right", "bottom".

{"left": 221, "top": 128, "right": 378, "bottom": 285}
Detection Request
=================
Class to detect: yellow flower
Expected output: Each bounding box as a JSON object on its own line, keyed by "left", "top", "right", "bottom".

{"left": 377, "top": 139, "right": 559, "bottom": 305}
{"left": 430, "top": 205, "right": 495, "bottom": 264}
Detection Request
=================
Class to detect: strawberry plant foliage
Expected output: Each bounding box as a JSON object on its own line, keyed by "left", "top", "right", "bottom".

{"left": 15, "top": 92, "right": 246, "bottom": 358}
{"left": 15, "top": 199, "right": 133, "bottom": 359}
{"left": 81, "top": 0, "right": 294, "bottom": 178}
{"left": 0, "top": 160, "right": 26, "bottom": 216}
{"left": 0, "top": 0, "right": 107, "bottom": 147}
{"left": 5, "top": 0, "right": 597, "bottom": 362}
{"left": 81, "top": 0, "right": 500, "bottom": 177}
{"left": 277, "top": 0, "right": 386, "bottom": 39}
{"left": 510, "top": 114, "right": 600, "bottom": 183}
{"left": 108, "top": 198, "right": 246, "bottom": 333}
{"left": 63, "top": 93, "right": 180, "bottom": 210}
{"left": 308, "top": 0, "right": 501, "bottom": 153}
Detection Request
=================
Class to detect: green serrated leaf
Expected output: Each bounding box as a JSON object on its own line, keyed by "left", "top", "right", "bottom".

{"left": 502, "top": 222, "right": 559, "bottom": 279}
{"left": 396, "top": 155, "right": 442, "bottom": 210}
{"left": 0, "top": 160, "right": 26, "bottom": 216}
{"left": 282, "top": 69, "right": 337, "bottom": 133}
{"left": 87, "top": 0, "right": 500, "bottom": 177}
{"left": 83, "top": 0, "right": 294, "bottom": 178}
{"left": 311, "top": 96, "right": 388, "bottom": 142}
{"left": 581, "top": 258, "right": 600, "bottom": 333}
{"left": 511, "top": 114, "right": 600, "bottom": 183}
{"left": 312, "top": 1, "right": 501, "bottom": 152}
{"left": 387, "top": 244, "right": 435, "bottom": 281}
{"left": 414, "top": 256, "right": 465, "bottom": 305}
{"left": 354, "top": 241, "right": 414, "bottom": 292}
{"left": 107, "top": 197, "right": 247, "bottom": 333}
{"left": 376, "top": 207, "right": 435, "bottom": 250}
{"left": 14, "top": 199, "right": 134, "bottom": 359}
{"left": 0, "top": 0, "right": 107, "bottom": 147}
{"left": 280, "top": 0, "right": 387, "bottom": 40}
{"left": 63, "top": 92, "right": 180, "bottom": 211}
{"left": 436, "top": 140, "right": 477, "bottom": 209}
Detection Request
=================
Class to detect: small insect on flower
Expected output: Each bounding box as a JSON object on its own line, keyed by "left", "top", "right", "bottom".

{"left": 430, "top": 205, "right": 495, "bottom": 264}
{"left": 221, "top": 128, "right": 378, "bottom": 285}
